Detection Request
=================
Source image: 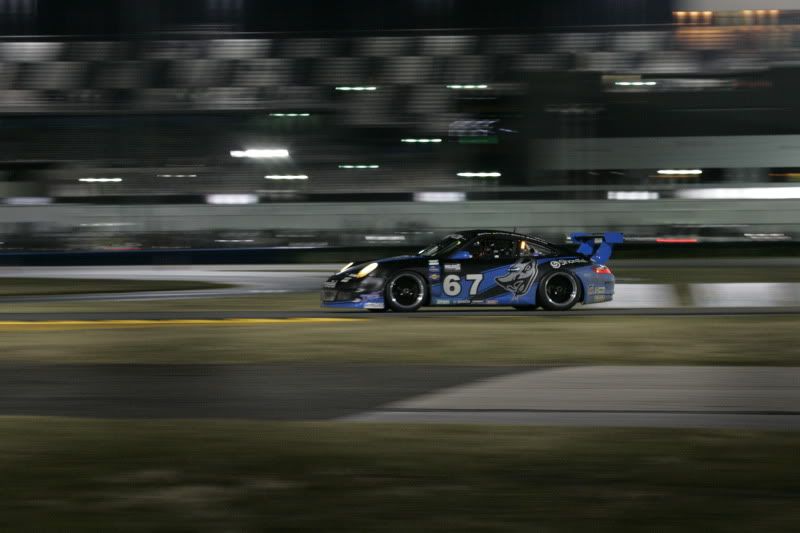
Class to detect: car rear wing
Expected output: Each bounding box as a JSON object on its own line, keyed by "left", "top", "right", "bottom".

{"left": 568, "top": 232, "right": 624, "bottom": 264}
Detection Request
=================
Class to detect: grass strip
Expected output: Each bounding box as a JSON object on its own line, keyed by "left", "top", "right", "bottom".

{"left": 0, "top": 277, "right": 230, "bottom": 297}
{"left": 0, "top": 315, "right": 797, "bottom": 365}
{"left": 1, "top": 418, "right": 798, "bottom": 532}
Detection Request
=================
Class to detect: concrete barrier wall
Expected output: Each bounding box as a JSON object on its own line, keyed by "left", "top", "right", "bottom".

{"left": 530, "top": 135, "right": 800, "bottom": 170}
{"left": 2, "top": 199, "right": 799, "bottom": 234}
{"left": 599, "top": 283, "right": 800, "bottom": 308}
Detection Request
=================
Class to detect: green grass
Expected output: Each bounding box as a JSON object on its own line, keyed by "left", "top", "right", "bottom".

{"left": 0, "top": 278, "right": 231, "bottom": 297}
{"left": 1, "top": 315, "right": 798, "bottom": 365}
{"left": 1, "top": 418, "right": 798, "bottom": 532}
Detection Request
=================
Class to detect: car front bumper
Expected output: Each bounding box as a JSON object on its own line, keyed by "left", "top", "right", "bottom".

{"left": 320, "top": 276, "right": 386, "bottom": 310}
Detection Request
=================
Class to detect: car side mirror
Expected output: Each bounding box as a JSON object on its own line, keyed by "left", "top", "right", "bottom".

{"left": 448, "top": 250, "right": 473, "bottom": 260}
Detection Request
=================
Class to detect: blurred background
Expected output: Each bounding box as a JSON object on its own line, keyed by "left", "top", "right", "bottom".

{"left": 3, "top": 4, "right": 800, "bottom": 531}
{"left": 0, "top": 0, "right": 798, "bottom": 254}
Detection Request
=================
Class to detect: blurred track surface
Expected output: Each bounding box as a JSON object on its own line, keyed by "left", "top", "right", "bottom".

{"left": 0, "top": 265, "right": 327, "bottom": 301}
{"left": 0, "top": 364, "right": 516, "bottom": 420}
{"left": 347, "top": 366, "right": 800, "bottom": 430}
{"left": 1, "top": 307, "right": 800, "bottom": 321}
{"left": 3, "top": 261, "right": 800, "bottom": 304}
{"left": 1, "top": 364, "right": 799, "bottom": 430}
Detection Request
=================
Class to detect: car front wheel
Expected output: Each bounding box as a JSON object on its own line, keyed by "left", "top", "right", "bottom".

{"left": 385, "top": 271, "right": 427, "bottom": 312}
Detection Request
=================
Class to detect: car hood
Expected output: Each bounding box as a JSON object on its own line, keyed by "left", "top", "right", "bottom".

{"left": 334, "top": 255, "right": 422, "bottom": 277}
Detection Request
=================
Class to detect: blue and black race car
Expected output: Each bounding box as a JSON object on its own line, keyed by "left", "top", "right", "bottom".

{"left": 321, "top": 230, "right": 623, "bottom": 312}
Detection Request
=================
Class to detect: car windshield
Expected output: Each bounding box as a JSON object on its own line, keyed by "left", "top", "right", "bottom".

{"left": 418, "top": 234, "right": 466, "bottom": 257}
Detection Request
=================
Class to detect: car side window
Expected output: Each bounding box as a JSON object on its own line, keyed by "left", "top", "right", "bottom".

{"left": 523, "top": 240, "right": 554, "bottom": 257}
{"left": 468, "top": 237, "right": 520, "bottom": 261}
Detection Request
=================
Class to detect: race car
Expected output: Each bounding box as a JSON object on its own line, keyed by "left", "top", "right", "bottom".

{"left": 321, "top": 230, "right": 623, "bottom": 312}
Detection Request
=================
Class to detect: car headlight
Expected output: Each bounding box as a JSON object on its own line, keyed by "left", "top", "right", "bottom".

{"left": 355, "top": 262, "right": 378, "bottom": 279}
{"left": 338, "top": 262, "right": 354, "bottom": 274}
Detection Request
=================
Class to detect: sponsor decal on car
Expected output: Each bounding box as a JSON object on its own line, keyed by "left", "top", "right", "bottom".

{"left": 430, "top": 273, "right": 441, "bottom": 281}
{"left": 549, "top": 258, "right": 589, "bottom": 269}
{"left": 323, "top": 280, "right": 337, "bottom": 288}
{"left": 444, "top": 264, "right": 461, "bottom": 272}
{"left": 363, "top": 302, "right": 385, "bottom": 309}
{"left": 428, "top": 259, "right": 439, "bottom": 266}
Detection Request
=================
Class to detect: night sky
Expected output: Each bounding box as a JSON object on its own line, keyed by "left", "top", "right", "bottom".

{"left": 25, "top": 0, "right": 672, "bottom": 36}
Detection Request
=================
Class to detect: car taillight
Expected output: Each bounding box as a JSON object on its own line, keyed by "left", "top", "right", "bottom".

{"left": 593, "top": 265, "right": 612, "bottom": 275}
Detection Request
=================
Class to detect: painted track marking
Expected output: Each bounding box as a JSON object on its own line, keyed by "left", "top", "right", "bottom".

{"left": 0, "top": 318, "right": 359, "bottom": 330}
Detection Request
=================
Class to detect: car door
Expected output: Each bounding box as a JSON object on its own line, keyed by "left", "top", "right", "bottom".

{"left": 436, "top": 236, "right": 526, "bottom": 305}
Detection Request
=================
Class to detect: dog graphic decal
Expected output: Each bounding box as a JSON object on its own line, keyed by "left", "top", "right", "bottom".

{"left": 495, "top": 257, "right": 538, "bottom": 298}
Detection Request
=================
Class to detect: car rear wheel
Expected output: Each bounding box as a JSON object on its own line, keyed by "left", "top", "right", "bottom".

{"left": 538, "top": 271, "right": 582, "bottom": 311}
{"left": 385, "top": 271, "right": 427, "bottom": 312}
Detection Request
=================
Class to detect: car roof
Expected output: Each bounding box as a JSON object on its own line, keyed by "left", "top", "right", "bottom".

{"left": 455, "top": 229, "right": 554, "bottom": 246}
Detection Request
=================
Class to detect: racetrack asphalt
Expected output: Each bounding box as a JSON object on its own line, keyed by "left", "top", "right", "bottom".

{"left": 3, "top": 363, "right": 800, "bottom": 430}
{"left": 1, "top": 307, "right": 800, "bottom": 322}
{"left": 347, "top": 366, "right": 800, "bottom": 430}
{"left": 0, "top": 265, "right": 324, "bottom": 302}
{"left": 0, "top": 363, "right": 519, "bottom": 420}
{"left": 3, "top": 261, "right": 800, "bottom": 304}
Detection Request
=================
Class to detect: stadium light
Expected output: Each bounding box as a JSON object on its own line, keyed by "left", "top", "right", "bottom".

{"left": 457, "top": 172, "right": 501, "bottom": 178}
{"left": 657, "top": 169, "right": 702, "bottom": 176}
{"left": 264, "top": 175, "right": 309, "bottom": 180}
{"left": 338, "top": 164, "right": 379, "bottom": 169}
{"left": 414, "top": 192, "right": 466, "bottom": 202}
{"left": 401, "top": 138, "right": 442, "bottom": 143}
{"left": 335, "top": 86, "right": 377, "bottom": 91}
{"left": 447, "top": 84, "right": 489, "bottom": 90}
{"left": 365, "top": 235, "right": 407, "bottom": 242}
{"left": 607, "top": 191, "right": 660, "bottom": 200}
{"left": 676, "top": 187, "right": 800, "bottom": 200}
{"left": 206, "top": 194, "right": 259, "bottom": 205}
{"left": 78, "top": 177, "right": 123, "bottom": 183}
{"left": 230, "top": 149, "right": 290, "bottom": 159}
{"left": 269, "top": 113, "right": 311, "bottom": 117}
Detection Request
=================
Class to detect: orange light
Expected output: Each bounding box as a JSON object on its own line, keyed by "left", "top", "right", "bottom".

{"left": 674, "top": 11, "right": 686, "bottom": 17}
{"left": 656, "top": 238, "right": 699, "bottom": 244}
{"left": 743, "top": 10, "right": 752, "bottom": 15}
{"left": 756, "top": 10, "right": 766, "bottom": 15}
{"left": 770, "top": 9, "right": 780, "bottom": 15}
{"left": 703, "top": 11, "right": 712, "bottom": 16}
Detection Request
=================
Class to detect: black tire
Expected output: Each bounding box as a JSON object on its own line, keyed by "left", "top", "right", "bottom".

{"left": 512, "top": 305, "right": 538, "bottom": 311}
{"left": 385, "top": 271, "right": 427, "bottom": 312}
{"left": 538, "top": 271, "right": 582, "bottom": 311}
{"left": 367, "top": 308, "right": 388, "bottom": 313}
